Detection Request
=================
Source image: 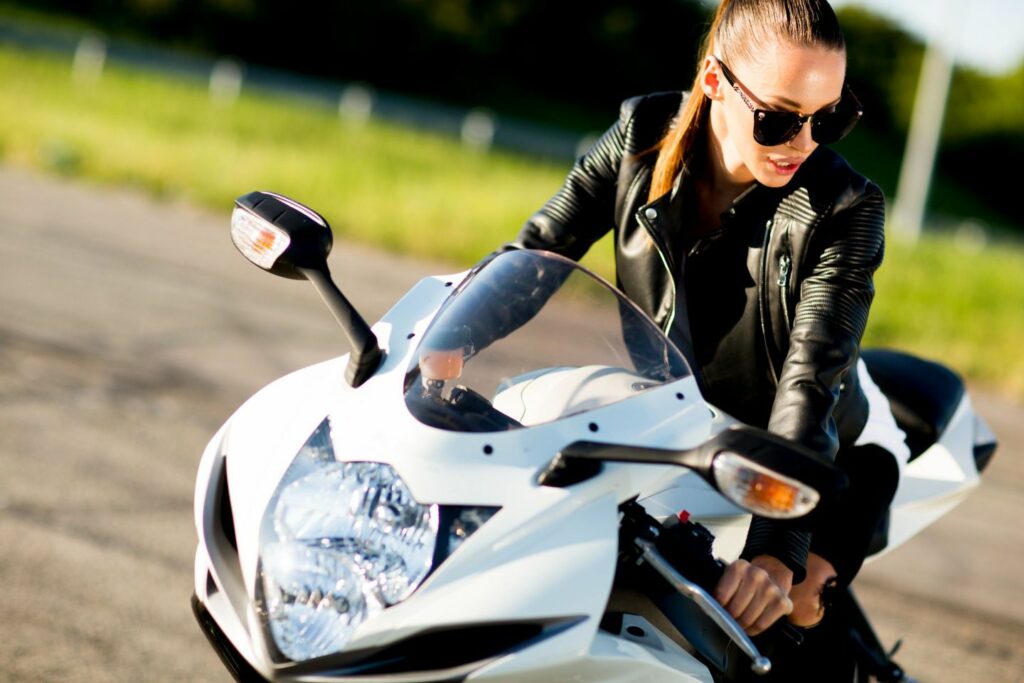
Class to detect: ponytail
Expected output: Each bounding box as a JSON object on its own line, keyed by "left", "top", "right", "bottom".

{"left": 646, "top": 0, "right": 732, "bottom": 203}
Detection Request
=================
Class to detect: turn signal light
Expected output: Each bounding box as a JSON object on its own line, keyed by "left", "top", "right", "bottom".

{"left": 231, "top": 207, "right": 290, "bottom": 270}
{"left": 712, "top": 452, "right": 820, "bottom": 519}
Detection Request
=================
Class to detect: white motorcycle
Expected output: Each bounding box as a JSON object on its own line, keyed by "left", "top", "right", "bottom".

{"left": 192, "top": 191, "right": 997, "bottom": 682}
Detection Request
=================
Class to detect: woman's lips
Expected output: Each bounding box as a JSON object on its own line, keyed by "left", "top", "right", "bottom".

{"left": 768, "top": 158, "right": 803, "bottom": 175}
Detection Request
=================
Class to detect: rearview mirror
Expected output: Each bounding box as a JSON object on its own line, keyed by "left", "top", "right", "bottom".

{"left": 537, "top": 425, "right": 846, "bottom": 522}
{"left": 230, "top": 191, "right": 333, "bottom": 279}
{"left": 229, "top": 190, "right": 383, "bottom": 388}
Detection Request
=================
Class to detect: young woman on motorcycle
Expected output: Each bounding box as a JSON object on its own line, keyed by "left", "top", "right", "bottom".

{"left": 507, "top": 0, "right": 910, "bottom": 677}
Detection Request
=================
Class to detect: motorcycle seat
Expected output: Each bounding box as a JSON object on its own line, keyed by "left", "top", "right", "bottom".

{"left": 860, "top": 348, "right": 965, "bottom": 463}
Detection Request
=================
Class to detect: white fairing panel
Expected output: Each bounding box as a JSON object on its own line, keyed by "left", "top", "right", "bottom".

{"left": 472, "top": 617, "right": 713, "bottom": 682}
{"left": 873, "top": 393, "right": 981, "bottom": 558}
{"left": 644, "top": 394, "right": 987, "bottom": 564}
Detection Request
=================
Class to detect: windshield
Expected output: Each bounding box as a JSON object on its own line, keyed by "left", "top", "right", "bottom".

{"left": 404, "top": 250, "right": 691, "bottom": 432}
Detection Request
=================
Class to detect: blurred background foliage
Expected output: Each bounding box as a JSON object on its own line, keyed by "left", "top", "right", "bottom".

{"left": 5, "top": 0, "right": 1022, "bottom": 230}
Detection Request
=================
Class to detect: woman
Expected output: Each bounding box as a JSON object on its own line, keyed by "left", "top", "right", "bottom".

{"left": 508, "top": 0, "right": 910, "bottom": 676}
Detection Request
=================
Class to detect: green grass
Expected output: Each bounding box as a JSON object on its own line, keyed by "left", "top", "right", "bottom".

{"left": 868, "top": 233, "right": 1024, "bottom": 397}
{"left": 0, "top": 45, "right": 568, "bottom": 266}
{"left": 1, "top": 45, "right": 1022, "bottom": 399}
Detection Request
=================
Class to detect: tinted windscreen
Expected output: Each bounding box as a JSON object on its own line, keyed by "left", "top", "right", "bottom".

{"left": 404, "top": 250, "right": 690, "bottom": 432}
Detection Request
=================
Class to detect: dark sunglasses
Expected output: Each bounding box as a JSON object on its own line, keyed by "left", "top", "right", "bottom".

{"left": 715, "top": 57, "right": 863, "bottom": 147}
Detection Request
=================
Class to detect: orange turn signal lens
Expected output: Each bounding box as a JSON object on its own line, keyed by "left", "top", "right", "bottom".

{"left": 231, "top": 207, "right": 291, "bottom": 270}
{"left": 744, "top": 471, "right": 798, "bottom": 513}
{"left": 712, "top": 451, "right": 819, "bottom": 519}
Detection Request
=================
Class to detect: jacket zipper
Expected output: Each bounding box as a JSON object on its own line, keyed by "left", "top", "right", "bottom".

{"left": 759, "top": 219, "right": 782, "bottom": 385}
{"left": 637, "top": 206, "right": 676, "bottom": 334}
{"left": 778, "top": 251, "right": 792, "bottom": 330}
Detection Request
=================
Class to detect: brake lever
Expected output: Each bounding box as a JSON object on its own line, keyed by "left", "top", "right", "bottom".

{"left": 635, "top": 539, "right": 773, "bottom": 676}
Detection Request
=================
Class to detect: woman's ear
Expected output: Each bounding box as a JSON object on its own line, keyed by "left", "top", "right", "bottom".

{"left": 701, "top": 56, "right": 725, "bottom": 101}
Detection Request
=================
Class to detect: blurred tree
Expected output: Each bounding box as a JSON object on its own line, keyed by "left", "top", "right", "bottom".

{"left": 838, "top": 6, "right": 1021, "bottom": 229}
{"left": 835, "top": 6, "right": 924, "bottom": 137}
{"left": 942, "top": 61, "right": 1024, "bottom": 142}
{"left": 937, "top": 61, "right": 1024, "bottom": 218}
{"left": 8, "top": 0, "right": 709, "bottom": 128}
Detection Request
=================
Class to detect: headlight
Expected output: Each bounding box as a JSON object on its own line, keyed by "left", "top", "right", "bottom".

{"left": 257, "top": 418, "right": 438, "bottom": 662}
{"left": 712, "top": 451, "right": 820, "bottom": 519}
{"left": 256, "top": 418, "right": 497, "bottom": 663}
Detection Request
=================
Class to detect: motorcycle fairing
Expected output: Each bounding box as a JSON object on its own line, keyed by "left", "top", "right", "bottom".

{"left": 194, "top": 268, "right": 716, "bottom": 679}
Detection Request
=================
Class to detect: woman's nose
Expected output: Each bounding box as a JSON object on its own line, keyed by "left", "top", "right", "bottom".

{"left": 788, "top": 122, "right": 816, "bottom": 153}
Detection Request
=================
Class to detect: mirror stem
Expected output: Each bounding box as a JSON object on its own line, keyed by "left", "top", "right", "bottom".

{"left": 299, "top": 266, "right": 384, "bottom": 388}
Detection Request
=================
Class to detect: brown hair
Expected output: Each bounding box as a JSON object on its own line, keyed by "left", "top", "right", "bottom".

{"left": 646, "top": 0, "right": 846, "bottom": 203}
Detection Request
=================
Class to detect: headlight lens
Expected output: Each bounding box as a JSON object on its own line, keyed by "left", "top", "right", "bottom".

{"left": 260, "top": 541, "right": 367, "bottom": 659}
{"left": 257, "top": 418, "right": 439, "bottom": 662}
{"left": 712, "top": 451, "right": 820, "bottom": 519}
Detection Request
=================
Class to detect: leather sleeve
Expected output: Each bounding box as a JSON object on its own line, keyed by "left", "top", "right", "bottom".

{"left": 768, "top": 183, "right": 886, "bottom": 458}
{"left": 506, "top": 97, "right": 640, "bottom": 259}
{"left": 743, "top": 183, "right": 887, "bottom": 582}
{"left": 423, "top": 251, "right": 572, "bottom": 355}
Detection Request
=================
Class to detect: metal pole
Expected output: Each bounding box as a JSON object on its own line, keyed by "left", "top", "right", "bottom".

{"left": 892, "top": 3, "right": 964, "bottom": 242}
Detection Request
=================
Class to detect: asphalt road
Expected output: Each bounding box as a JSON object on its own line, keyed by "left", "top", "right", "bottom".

{"left": 1, "top": 166, "right": 1022, "bottom": 682}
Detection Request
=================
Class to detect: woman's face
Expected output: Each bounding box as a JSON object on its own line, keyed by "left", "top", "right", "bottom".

{"left": 704, "top": 41, "right": 847, "bottom": 188}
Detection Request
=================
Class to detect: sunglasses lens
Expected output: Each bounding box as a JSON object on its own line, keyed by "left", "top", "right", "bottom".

{"left": 753, "top": 111, "right": 803, "bottom": 146}
{"left": 811, "top": 106, "right": 862, "bottom": 144}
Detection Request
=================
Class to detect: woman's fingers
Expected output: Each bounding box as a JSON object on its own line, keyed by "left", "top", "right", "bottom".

{"left": 734, "top": 570, "right": 791, "bottom": 634}
{"left": 714, "top": 557, "right": 794, "bottom": 635}
{"left": 748, "top": 594, "right": 793, "bottom": 636}
{"left": 713, "top": 559, "right": 747, "bottom": 605}
{"left": 723, "top": 568, "right": 760, "bottom": 618}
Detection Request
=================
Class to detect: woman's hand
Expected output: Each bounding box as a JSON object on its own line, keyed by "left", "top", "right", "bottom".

{"left": 787, "top": 552, "right": 837, "bottom": 628}
{"left": 714, "top": 555, "right": 794, "bottom": 636}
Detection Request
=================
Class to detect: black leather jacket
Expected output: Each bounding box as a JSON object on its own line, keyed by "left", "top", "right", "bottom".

{"left": 509, "top": 91, "right": 887, "bottom": 578}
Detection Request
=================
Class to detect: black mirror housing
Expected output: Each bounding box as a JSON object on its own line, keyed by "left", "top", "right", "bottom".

{"left": 231, "top": 191, "right": 333, "bottom": 280}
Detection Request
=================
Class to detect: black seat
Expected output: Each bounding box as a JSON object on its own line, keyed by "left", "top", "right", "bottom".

{"left": 861, "top": 348, "right": 965, "bottom": 462}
